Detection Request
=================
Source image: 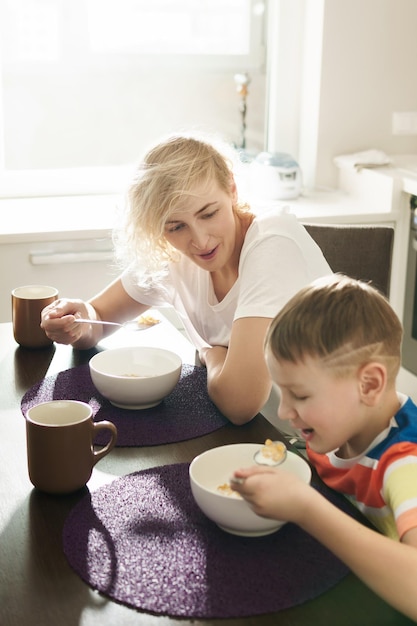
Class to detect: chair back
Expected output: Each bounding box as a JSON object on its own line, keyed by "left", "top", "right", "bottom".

{"left": 303, "top": 223, "right": 394, "bottom": 297}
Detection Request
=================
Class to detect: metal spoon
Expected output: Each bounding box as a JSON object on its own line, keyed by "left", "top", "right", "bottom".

{"left": 74, "top": 317, "right": 160, "bottom": 331}
{"left": 253, "top": 440, "right": 287, "bottom": 466}
{"left": 230, "top": 441, "right": 287, "bottom": 486}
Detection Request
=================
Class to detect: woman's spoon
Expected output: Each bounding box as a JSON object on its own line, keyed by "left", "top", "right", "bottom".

{"left": 74, "top": 317, "right": 160, "bottom": 332}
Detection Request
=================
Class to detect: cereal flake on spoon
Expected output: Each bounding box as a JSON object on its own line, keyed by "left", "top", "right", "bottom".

{"left": 254, "top": 439, "right": 287, "bottom": 466}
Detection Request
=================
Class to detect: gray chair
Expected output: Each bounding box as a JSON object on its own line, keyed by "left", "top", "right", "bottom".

{"left": 303, "top": 223, "right": 394, "bottom": 297}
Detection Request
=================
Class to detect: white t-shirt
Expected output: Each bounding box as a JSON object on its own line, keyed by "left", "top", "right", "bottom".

{"left": 121, "top": 208, "right": 332, "bottom": 349}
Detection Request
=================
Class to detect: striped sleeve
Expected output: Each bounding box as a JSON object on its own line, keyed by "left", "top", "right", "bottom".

{"left": 382, "top": 444, "right": 417, "bottom": 539}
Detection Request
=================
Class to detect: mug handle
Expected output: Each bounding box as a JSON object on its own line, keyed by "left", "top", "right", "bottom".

{"left": 92, "top": 420, "right": 118, "bottom": 464}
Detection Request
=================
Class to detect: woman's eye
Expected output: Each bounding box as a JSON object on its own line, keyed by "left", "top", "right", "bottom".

{"left": 202, "top": 209, "right": 218, "bottom": 220}
{"left": 166, "top": 223, "right": 184, "bottom": 233}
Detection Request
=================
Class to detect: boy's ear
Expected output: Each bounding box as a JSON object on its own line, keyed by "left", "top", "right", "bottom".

{"left": 358, "top": 362, "right": 387, "bottom": 405}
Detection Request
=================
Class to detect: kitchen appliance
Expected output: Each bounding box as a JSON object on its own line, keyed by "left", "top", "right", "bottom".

{"left": 402, "top": 195, "right": 417, "bottom": 376}
{"left": 249, "top": 151, "right": 302, "bottom": 202}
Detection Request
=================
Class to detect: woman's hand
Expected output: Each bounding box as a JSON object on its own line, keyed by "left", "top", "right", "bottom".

{"left": 41, "top": 278, "right": 149, "bottom": 349}
{"left": 41, "top": 298, "right": 99, "bottom": 348}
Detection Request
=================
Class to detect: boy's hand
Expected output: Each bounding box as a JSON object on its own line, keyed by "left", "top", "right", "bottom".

{"left": 231, "top": 465, "right": 312, "bottom": 524}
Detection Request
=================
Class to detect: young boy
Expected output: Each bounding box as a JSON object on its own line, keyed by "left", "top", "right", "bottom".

{"left": 232, "top": 274, "right": 417, "bottom": 620}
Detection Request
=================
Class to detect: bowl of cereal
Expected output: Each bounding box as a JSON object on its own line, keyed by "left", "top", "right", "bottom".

{"left": 89, "top": 346, "right": 182, "bottom": 409}
{"left": 189, "top": 442, "right": 311, "bottom": 536}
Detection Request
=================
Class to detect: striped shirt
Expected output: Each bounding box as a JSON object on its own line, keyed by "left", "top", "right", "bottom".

{"left": 307, "top": 394, "right": 417, "bottom": 540}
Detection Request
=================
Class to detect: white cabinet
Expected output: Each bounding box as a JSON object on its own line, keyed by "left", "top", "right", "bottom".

{"left": 0, "top": 235, "right": 119, "bottom": 322}
{"left": 0, "top": 194, "right": 122, "bottom": 322}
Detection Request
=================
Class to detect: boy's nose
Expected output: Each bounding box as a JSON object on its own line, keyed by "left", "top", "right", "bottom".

{"left": 277, "top": 400, "right": 297, "bottom": 422}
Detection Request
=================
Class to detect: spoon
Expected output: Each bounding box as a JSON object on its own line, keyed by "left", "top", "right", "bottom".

{"left": 230, "top": 440, "right": 287, "bottom": 486}
{"left": 253, "top": 439, "right": 287, "bottom": 466}
{"left": 74, "top": 317, "right": 160, "bottom": 332}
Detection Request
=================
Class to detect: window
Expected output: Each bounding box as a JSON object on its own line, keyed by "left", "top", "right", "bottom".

{"left": 88, "top": 0, "right": 253, "bottom": 56}
{"left": 0, "top": 0, "right": 266, "bottom": 197}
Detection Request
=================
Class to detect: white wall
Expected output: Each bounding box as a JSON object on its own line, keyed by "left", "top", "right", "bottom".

{"left": 316, "top": 0, "right": 417, "bottom": 188}
{"left": 267, "top": 0, "right": 417, "bottom": 190}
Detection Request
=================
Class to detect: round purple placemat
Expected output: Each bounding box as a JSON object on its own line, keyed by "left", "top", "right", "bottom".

{"left": 21, "top": 364, "right": 228, "bottom": 447}
{"left": 63, "top": 463, "right": 352, "bottom": 619}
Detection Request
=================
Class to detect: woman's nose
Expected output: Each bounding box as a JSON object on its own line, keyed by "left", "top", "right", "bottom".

{"left": 190, "top": 226, "right": 209, "bottom": 250}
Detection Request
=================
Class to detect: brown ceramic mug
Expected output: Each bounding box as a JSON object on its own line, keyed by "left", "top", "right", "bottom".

{"left": 12, "top": 285, "right": 59, "bottom": 348}
{"left": 25, "top": 400, "right": 118, "bottom": 494}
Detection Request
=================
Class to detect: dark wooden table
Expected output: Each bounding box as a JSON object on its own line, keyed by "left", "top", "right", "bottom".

{"left": 0, "top": 321, "right": 412, "bottom": 626}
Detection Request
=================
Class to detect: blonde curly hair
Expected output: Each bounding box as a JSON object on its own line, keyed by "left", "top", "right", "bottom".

{"left": 115, "top": 134, "right": 251, "bottom": 273}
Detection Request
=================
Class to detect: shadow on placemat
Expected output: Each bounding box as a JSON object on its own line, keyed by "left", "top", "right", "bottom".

{"left": 62, "top": 463, "right": 359, "bottom": 619}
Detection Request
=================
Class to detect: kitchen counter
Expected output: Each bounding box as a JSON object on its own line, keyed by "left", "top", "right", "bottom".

{"left": 369, "top": 154, "right": 417, "bottom": 196}
{"left": 7, "top": 149, "right": 417, "bottom": 245}
{"left": 335, "top": 152, "right": 417, "bottom": 194}
{"left": 0, "top": 159, "right": 413, "bottom": 309}
{"left": 0, "top": 162, "right": 409, "bottom": 314}
{"left": 0, "top": 186, "right": 399, "bottom": 246}
{"left": 3, "top": 152, "right": 417, "bottom": 244}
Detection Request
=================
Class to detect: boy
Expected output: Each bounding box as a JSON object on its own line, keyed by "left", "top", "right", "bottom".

{"left": 232, "top": 274, "right": 417, "bottom": 620}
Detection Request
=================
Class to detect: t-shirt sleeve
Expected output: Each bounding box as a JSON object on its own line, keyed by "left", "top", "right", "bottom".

{"left": 120, "top": 264, "right": 173, "bottom": 307}
{"left": 235, "top": 232, "right": 330, "bottom": 320}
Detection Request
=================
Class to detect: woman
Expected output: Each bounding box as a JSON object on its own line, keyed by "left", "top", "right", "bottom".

{"left": 41, "top": 134, "right": 331, "bottom": 425}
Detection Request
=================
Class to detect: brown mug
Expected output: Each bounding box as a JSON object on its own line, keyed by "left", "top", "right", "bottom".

{"left": 25, "top": 400, "right": 118, "bottom": 494}
{"left": 12, "top": 285, "right": 59, "bottom": 348}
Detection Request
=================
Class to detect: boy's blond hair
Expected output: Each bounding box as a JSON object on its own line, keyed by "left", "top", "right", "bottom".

{"left": 117, "top": 134, "right": 250, "bottom": 272}
{"left": 266, "top": 274, "right": 402, "bottom": 383}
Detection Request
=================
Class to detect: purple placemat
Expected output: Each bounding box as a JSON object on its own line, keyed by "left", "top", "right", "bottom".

{"left": 63, "top": 463, "right": 354, "bottom": 619}
{"left": 21, "top": 364, "right": 228, "bottom": 447}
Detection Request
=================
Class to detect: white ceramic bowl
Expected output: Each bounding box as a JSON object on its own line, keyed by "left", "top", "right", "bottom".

{"left": 89, "top": 346, "right": 182, "bottom": 409}
{"left": 189, "top": 443, "right": 312, "bottom": 537}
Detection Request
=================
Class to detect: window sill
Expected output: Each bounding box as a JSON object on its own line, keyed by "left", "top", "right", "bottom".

{"left": 0, "top": 194, "right": 122, "bottom": 243}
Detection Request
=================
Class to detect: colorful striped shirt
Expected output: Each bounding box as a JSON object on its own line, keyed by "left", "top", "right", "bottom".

{"left": 307, "top": 393, "right": 417, "bottom": 540}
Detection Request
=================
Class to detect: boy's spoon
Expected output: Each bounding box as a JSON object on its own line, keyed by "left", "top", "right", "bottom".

{"left": 253, "top": 439, "right": 287, "bottom": 466}
{"left": 230, "top": 440, "right": 287, "bottom": 485}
